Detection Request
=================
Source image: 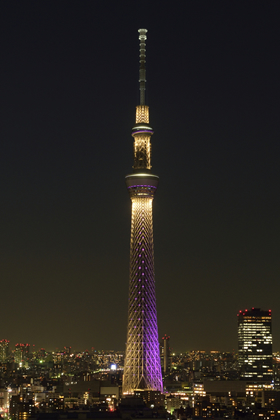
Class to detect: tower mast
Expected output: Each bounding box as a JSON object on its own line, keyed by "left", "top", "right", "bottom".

{"left": 139, "top": 28, "right": 147, "bottom": 106}
{"left": 123, "top": 29, "right": 163, "bottom": 394}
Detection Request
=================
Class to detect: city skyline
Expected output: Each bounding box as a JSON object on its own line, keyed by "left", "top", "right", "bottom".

{"left": 0, "top": 2, "right": 280, "bottom": 352}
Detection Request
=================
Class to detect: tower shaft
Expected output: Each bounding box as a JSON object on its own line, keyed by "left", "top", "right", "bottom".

{"left": 123, "top": 195, "right": 162, "bottom": 392}
{"left": 123, "top": 29, "right": 163, "bottom": 394}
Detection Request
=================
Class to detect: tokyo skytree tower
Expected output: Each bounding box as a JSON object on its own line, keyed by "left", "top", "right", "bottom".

{"left": 122, "top": 29, "right": 163, "bottom": 394}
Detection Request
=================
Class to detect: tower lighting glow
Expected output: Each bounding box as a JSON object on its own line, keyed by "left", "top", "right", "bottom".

{"left": 122, "top": 29, "right": 163, "bottom": 394}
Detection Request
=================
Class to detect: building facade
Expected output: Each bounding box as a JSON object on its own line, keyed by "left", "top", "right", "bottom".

{"left": 0, "top": 339, "right": 9, "bottom": 362}
{"left": 122, "top": 29, "right": 163, "bottom": 394}
{"left": 161, "top": 334, "right": 171, "bottom": 375}
{"left": 238, "top": 308, "right": 273, "bottom": 381}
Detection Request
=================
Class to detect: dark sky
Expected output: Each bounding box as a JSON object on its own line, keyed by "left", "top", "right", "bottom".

{"left": 1, "top": 1, "right": 280, "bottom": 353}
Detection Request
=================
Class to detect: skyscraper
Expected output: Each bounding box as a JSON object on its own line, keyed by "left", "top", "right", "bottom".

{"left": 122, "top": 29, "right": 163, "bottom": 394}
{"left": 237, "top": 308, "right": 273, "bottom": 381}
{"left": 14, "top": 343, "right": 30, "bottom": 367}
{"left": 161, "top": 334, "right": 171, "bottom": 375}
{"left": 0, "top": 339, "right": 9, "bottom": 362}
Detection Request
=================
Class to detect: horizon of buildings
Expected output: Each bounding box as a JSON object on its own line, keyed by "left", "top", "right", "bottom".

{"left": 0, "top": 311, "right": 277, "bottom": 420}
{"left": 0, "top": 306, "right": 276, "bottom": 354}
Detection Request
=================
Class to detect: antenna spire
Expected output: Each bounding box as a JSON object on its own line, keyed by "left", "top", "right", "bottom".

{"left": 138, "top": 28, "right": 147, "bottom": 105}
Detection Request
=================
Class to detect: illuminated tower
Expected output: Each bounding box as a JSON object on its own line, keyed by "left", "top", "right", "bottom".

{"left": 238, "top": 308, "right": 273, "bottom": 381}
{"left": 122, "top": 29, "right": 163, "bottom": 394}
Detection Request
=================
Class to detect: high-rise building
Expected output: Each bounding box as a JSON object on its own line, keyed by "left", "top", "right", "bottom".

{"left": 14, "top": 343, "right": 30, "bottom": 366}
{"left": 237, "top": 308, "right": 273, "bottom": 381}
{"left": 122, "top": 29, "right": 163, "bottom": 394}
{"left": 0, "top": 339, "right": 9, "bottom": 362}
{"left": 160, "top": 334, "right": 171, "bottom": 375}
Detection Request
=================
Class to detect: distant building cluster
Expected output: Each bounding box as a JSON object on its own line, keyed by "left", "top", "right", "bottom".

{"left": 0, "top": 346, "right": 124, "bottom": 419}
{"left": 0, "top": 307, "right": 278, "bottom": 420}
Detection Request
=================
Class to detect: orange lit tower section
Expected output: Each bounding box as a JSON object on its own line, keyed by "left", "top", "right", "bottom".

{"left": 122, "top": 29, "right": 163, "bottom": 394}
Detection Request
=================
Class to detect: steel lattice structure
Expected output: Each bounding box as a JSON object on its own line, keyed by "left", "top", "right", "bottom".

{"left": 122, "top": 29, "right": 163, "bottom": 394}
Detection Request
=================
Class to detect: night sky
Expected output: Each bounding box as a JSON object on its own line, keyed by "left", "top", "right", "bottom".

{"left": 1, "top": 1, "right": 280, "bottom": 353}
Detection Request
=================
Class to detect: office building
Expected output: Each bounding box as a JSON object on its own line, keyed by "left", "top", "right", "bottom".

{"left": 161, "top": 334, "right": 171, "bottom": 375}
{"left": 238, "top": 308, "right": 272, "bottom": 381}
{"left": 0, "top": 339, "right": 9, "bottom": 362}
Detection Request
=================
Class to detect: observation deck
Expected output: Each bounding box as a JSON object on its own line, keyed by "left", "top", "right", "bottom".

{"left": 125, "top": 172, "right": 159, "bottom": 198}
